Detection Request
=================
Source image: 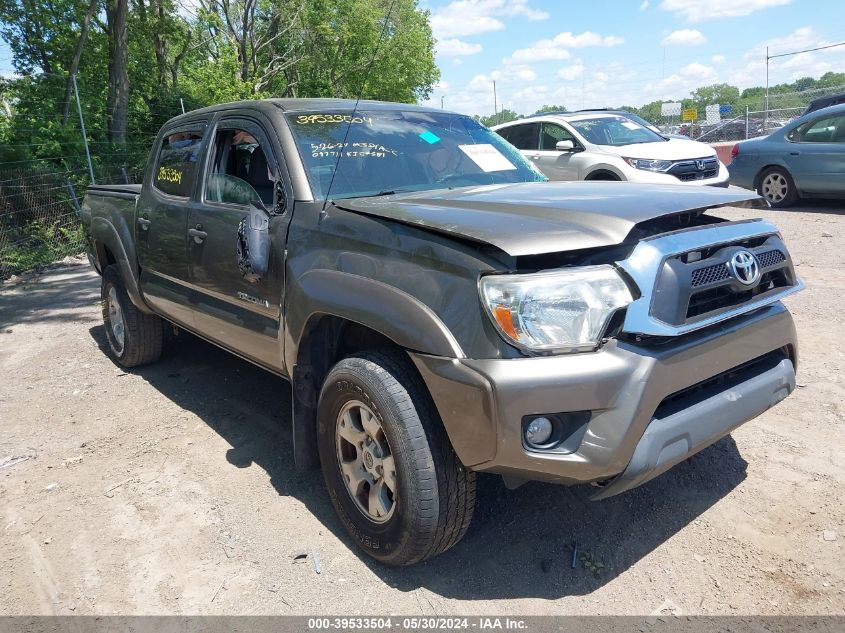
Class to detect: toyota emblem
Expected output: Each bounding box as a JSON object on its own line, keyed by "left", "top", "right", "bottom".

{"left": 729, "top": 251, "right": 761, "bottom": 286}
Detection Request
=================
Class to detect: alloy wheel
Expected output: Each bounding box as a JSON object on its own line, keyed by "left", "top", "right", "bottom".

{"left": 762, "top": 172, "right": 789, "bottom": 203}
{"left": 335, "top": 400, "right": 397, "bottom": 523}
{"left": 107, "top": 286, "right": 125, "bottom": 355}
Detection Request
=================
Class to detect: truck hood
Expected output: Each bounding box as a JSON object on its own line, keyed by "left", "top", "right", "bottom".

{"left": 334, "top": 181, "right": 764, "bottom": 257}
{"left": 604, "top": 138, "right": 718, "bottom": 160}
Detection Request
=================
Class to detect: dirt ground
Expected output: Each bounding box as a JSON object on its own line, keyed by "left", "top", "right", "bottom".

{"left": 1, "top": 203, "right": 843, "bottom": 616}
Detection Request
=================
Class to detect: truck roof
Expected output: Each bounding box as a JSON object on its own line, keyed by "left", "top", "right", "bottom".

{"left": 164, "top": 98, "right": 450, "bottom": 127}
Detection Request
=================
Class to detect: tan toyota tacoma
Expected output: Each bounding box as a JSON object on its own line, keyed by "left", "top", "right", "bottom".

{"left": 79, "top": 98, "right": 803, "bottom": 565}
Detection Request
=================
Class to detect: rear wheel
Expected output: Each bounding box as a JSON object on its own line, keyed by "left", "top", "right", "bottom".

{"left": 757, "top": 167, "right": 798, "bottom": 208}
{"left": 101, "top": 265, "right": 164, "bottom": 367}
{"left": 317, "top": 350, "right": 476, "bottom": 566}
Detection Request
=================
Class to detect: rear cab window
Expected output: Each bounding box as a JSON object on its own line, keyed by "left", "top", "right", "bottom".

{"left": 152, "top": 127, "right": 205, "bottom": 197}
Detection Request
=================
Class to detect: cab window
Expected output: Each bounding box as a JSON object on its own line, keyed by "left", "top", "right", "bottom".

{"left": 153, "top": 129, "right": 204, "bottom": 197}
{"left": 205, "top": 128, "right": 275, "bottom": 206}
{"left": 496, "top": 123, "right": 539, "bottom": 150}
{"left": 540, "top": 123, "right": 575, "bottom": 150}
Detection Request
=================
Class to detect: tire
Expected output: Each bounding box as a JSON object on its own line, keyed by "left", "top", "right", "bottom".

{"left": 586, "top": 171, "right": 621, "bottom": 181}
{"left": 317, "top": 350, "right": 476, "bottom": 566}
{"left": 757, "top": 166, "right": 798, "bottom": 208}
{"left": 101, "top": 264, "right": 164, "bottom": 367}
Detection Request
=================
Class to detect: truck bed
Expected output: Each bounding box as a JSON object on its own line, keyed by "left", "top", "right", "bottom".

{"left": 86, "top": 184, "right": 142, "bottom": 199}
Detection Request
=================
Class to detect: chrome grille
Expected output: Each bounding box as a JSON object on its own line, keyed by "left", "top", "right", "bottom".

{"left": 616, "top": 220, "right": 804, "bottom": 337}
{"left": 668, "top": 157, "right": 719, "bottom": 182}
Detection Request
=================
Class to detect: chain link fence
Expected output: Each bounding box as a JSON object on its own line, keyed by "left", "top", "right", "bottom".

{"left": 0, "top": 81, "right": 180, "bottom": 280}
{"left": 661, "top": 85, "right": 845, "bottom": 143}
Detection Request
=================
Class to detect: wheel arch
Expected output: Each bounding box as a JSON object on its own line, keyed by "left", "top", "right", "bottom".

{"left": 286, "top": 270, "right": 465, "bottom": 470}
{"left": 585, "top": 168, "right": 623, "bottom": 181}
{"left": 753, "top": 163, "right": 791, "bottom": 190}
{"left": 90, "top": 217, "right": 152, "bottom": 313}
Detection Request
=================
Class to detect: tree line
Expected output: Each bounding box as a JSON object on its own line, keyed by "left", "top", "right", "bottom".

{"left": 475, "top": 72, "right": 845, "bottom": 127}
{"left": 0, "top": 0, "right": 439, "bottom": 167}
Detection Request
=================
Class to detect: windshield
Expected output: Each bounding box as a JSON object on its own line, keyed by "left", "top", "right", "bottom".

{"left": 285, "top": 109, "right": 546, "bottom": 199}
{"left": 569, "top": 116, "right": 666, "bottom": 146}
{"left": 618, "top": 112, "right": 664, "bottom": 134}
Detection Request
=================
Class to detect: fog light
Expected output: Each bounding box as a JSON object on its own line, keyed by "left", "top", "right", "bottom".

{"left": 525, "top": 416, "right": 554, "bottom": 447}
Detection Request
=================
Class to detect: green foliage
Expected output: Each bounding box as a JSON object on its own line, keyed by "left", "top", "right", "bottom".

{"left": 0, "top": 0, "right": 439, "bottom": 275}
{"left": 476, "top": 108, "right": 522, "bottom": 127}
{"left": 0, "top": 220, "right": 85, "bottom": 278}
{"left": 622, "top": 72, "right": 845, "bottom": 124}
{"left": 534, "top": 104, "right": 568, "bottom": 114}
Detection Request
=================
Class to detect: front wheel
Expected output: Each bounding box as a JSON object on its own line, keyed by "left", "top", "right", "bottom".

{"left": 757, "top": 167, "right": 798, "bottom": 208}
{"left": 317, "top": 350, "right": 476, "bottom": 566}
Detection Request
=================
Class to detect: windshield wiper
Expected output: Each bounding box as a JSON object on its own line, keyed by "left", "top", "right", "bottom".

{"left": 335, "top": 189, "right": 409, "bottom": 200}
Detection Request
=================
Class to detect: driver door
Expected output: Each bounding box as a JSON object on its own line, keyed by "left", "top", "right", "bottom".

{"left": 186, "top": 116, "right": 290, "bottom": 370}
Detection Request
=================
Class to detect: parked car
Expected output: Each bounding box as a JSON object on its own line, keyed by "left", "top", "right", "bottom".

{"left": 493, "top": 112, "right": 729, "bottom": 186}
{"left": 803, "top": 93, "right": 845, "bottom": 116}
{"left": 79, "top": 98, "right": 802, "bottom": 566}
{"left": 570, "top": 109, "right": 687, "bottom": 138}
{"left": 728, "top": 103, "right": 845, "bottom": 207}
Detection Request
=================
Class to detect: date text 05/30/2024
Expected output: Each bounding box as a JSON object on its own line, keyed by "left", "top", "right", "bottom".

{"left": 307, "top": 618, "right": 528, "bottom": 630}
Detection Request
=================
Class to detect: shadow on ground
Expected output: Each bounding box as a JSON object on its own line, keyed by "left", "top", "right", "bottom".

{"left": 0, "top": 262, "right": 100, "bottom": 331}
{"left": 785, "top": 199, "right": 845, "bottom": 216}
{"left": 89, "top": 323, "right": 747, "bottom": 601}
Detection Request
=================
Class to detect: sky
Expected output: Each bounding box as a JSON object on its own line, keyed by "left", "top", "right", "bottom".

{"left": 420, "top": 0, "right": 845, "bottom": 115}
{"left": 2, "top": 0, "right": 844, "bottom": 116}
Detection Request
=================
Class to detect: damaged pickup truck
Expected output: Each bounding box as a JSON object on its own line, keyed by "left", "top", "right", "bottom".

{"left": 79, "top": 99, "right": 803, "bottom": 566}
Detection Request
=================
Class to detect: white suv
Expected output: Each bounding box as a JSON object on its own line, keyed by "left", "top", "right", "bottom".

{"left": 492, "top": 112, "right": 729, "bottom": 186}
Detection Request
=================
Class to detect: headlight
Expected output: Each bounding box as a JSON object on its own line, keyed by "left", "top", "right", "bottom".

{"left": 623, "top": 157, "right": 673, "bottom": 172}
{"left": 479, "top": 265, "right": 633, "bottom": 353}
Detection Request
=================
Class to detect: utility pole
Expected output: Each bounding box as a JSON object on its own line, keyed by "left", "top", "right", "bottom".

{"left": 493, "top": 80, "right": 498, "bottom": 123}
{"left": 441, "top": 95, "right": 444, "bottom": 109}
{"left": 72, "top": 74, "right": 95, "bottom": 185}
{"left": 764, "top": 46, "right": 769, "bottom": 133}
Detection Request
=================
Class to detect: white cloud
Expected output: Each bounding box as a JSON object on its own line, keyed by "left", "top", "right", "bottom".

{"left": 425, "top": 24, "right": 845, "bottom": 117}
{"left": 507, "top": 31, "right": 623, "bottom": 63}
{"left": 436, "top": 39, "right": 483, "bottom": 57}
{"left": 557, "top": 60, "right": 585, "bottom": 81}
{"left": 509, "top": 43, "right": 571, "bottom": 63}
{"left": 490, "top": 64, "right": 537, "bottom": 82}
{"left": 554, "top": 32, "right": 625, "bottom": 48}
{"left": 661, "top": 29, "right": 706, "bottom": 46}
{"left": 659, "top": 0, "right": 791, "bottom": 23}
{"left": 430, "top": 0, "right": 549, "bottom": 39}
{"left": 640, "top": 0, "right": 650, "bottom": 10}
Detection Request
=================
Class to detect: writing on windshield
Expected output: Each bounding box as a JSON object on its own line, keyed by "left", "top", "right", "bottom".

{"left": 285, "top": 110, "right": 546, "bottom": 199}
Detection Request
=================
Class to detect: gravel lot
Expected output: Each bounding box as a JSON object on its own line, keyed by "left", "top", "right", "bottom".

{"left": 1, "top": 203, "right": 843, "bottom": 616}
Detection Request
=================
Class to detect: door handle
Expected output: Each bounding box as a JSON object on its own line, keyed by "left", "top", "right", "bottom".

{"left": 790, "top": 152, "right": 800, "bottom": 156}
{"left": 188, "top": 225, "right": 208, "bottom": 244}
{"left": 137, "top": 217, "right": 151, "bottom": 230}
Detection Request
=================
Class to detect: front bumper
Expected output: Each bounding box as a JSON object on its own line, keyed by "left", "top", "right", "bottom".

{"left": 410, "top": 303, "right": 797, "bottom": 497}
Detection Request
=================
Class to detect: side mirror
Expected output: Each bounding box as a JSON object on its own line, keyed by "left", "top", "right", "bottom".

{"left": 237, "top": 201, "right": 271, "bottom": 282}
{"left": 556, "top": 139, "right": 576, "bottom": 152}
